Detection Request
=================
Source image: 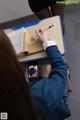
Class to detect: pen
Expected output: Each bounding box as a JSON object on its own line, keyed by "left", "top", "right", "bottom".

{"left": 31, "top": 25, "right": 54, "bottom": 41}
{"left": 43, "top": 24, "right": 54, "bottom": 32}
{"left": 39, "top": 24, "right": 54, "bottom": 33}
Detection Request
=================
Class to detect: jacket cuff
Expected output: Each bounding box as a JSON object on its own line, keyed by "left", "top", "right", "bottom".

{"left": 43, "top": 40, "right": 57, "bottom": 50}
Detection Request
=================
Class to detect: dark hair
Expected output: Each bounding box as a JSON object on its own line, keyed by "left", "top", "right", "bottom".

{"left": 0, "top": 31, "right": 39, "bottom": 120}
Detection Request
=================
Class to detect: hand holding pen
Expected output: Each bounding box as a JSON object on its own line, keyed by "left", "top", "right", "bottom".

{"left": 35, "top": 24, "right": 54, "bottom": 42}
{"left": 31, "top": 24, "right": 54, "bottom": 42}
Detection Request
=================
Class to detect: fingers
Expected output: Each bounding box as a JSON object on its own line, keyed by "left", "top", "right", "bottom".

{"left": 38, "top": 29, "right": 43, "bottom": 33}
{"left": 36, "top": 29, "right": 43, "bottom": 36}
{"left": 36, "top": 29, "right": 49, "bottom": 43}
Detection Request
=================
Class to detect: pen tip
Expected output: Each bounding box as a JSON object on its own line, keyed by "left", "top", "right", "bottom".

{"left": 49, "top": 25, "right": 54, "bottom": 28}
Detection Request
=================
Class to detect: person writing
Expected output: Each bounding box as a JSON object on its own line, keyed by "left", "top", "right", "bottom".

{"left": 29, "top": 29, "right": 71, "bottom": 120}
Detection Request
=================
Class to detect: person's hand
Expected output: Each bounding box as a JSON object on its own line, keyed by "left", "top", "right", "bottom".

{"left": 36, "top": 29, "right": 50, "bottom": 43}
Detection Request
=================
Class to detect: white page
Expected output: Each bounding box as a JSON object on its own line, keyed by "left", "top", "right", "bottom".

{"left": 7, "top": 28, "right": 25, "bottom": 54}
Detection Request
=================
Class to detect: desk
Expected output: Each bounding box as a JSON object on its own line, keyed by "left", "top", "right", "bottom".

{"left": 5, "top": 16, "right": 65, "bottom": 64}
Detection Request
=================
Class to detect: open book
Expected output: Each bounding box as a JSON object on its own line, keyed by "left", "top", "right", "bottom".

{"left": 6, "top": 16, "right": 64, "bottom": 62}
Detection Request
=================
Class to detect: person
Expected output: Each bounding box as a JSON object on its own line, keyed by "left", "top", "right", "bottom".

{"left": 0, "top": 31, "right": 40, "bottom": 120}
{"left": 28, "top": 0, "right": 65, "bottom": 34}
{"left": 29, "top": 29, "right": 71, "bottom": 120}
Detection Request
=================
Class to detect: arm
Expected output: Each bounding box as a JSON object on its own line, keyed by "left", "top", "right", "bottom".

{"left": 36, "top": 30, "right": 67, "bottom": 110}
{"left": 44, "top": 42, "right": 67, "bottom": 110}
{"left": 45, "top": 41, "right": 67, "bottom": 85}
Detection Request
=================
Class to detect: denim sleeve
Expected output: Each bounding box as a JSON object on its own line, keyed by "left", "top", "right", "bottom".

{"left": 43, "top": 46, "right": 67, "bottom": 111}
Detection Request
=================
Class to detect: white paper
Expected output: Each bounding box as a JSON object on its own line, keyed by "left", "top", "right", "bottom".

{"left": 7, "top": 28, "right": 25, "bottom": 54}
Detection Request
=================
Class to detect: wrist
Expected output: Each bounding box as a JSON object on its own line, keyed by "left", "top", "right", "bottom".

{"left": 43, "top": 40, "right": 57, "bottom": 50}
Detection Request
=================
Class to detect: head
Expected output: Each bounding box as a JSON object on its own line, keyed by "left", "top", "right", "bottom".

{"left": 0, "top": 31, "right": 39, "bottom": 120}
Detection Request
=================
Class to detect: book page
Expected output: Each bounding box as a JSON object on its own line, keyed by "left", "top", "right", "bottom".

{"left": 23, "top": 30, "right": 30, "bottom": 53}
{"left": 25, "top": 26, "right": 44, "bottom": 54}
{"left": 25, "top": 16, "right": 64, "bottom": 54}
{"left": 27, "top": 37, "right": 43, "bottom": 54}
{"left": 7, "top": 28, "right": 25, "bottom": 54}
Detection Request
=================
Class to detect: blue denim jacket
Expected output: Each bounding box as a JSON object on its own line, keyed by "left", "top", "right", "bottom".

{"left": 30, "top": 46, "right": 70, "bottom": 120}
